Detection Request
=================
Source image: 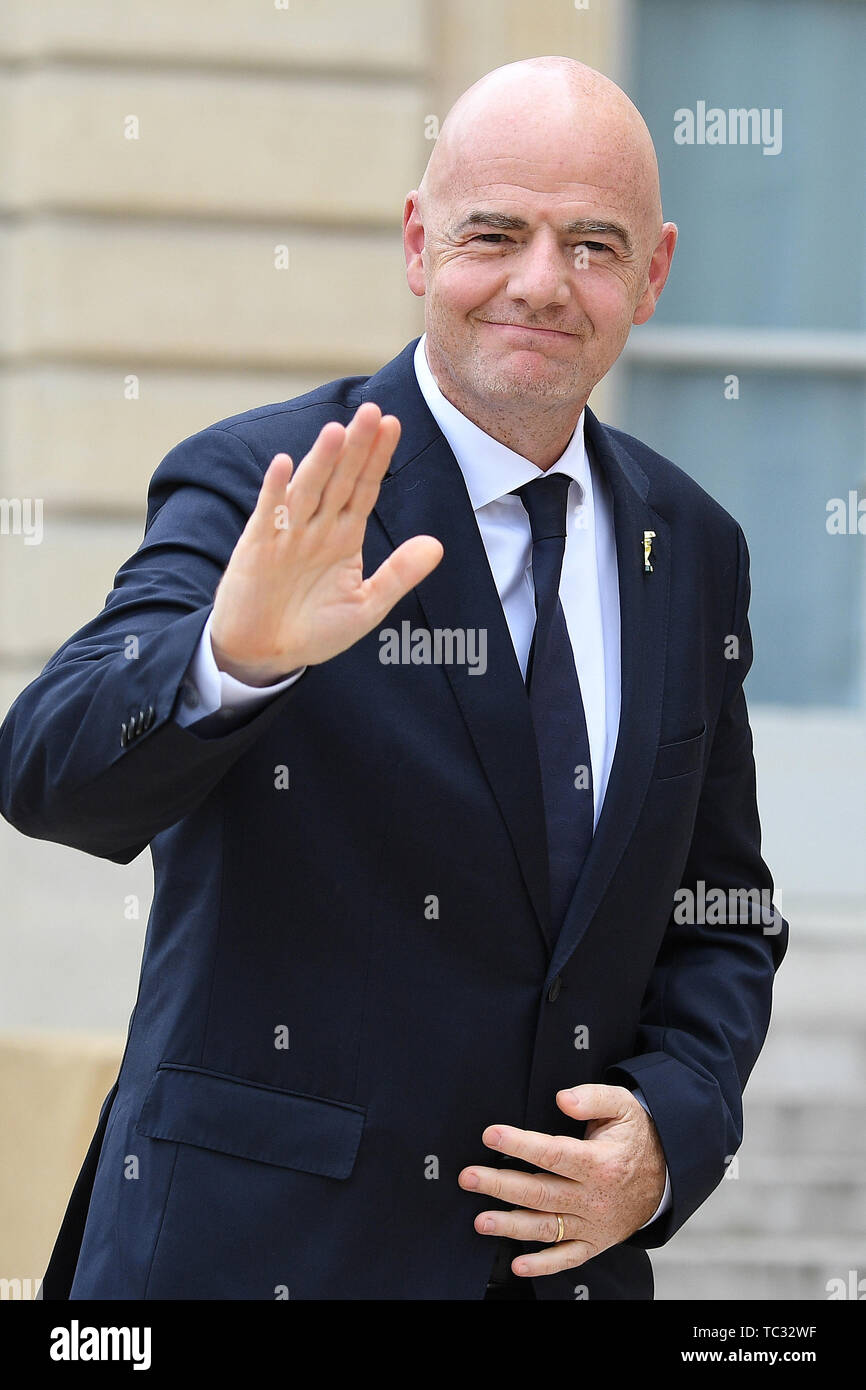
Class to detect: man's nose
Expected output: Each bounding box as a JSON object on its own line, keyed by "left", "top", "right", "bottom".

{"left": 504, "top": 233, "right": 572, "bottom": 310}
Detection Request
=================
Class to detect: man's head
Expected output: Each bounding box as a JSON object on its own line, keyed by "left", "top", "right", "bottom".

{"left": 403, "top": 57, "right": 676, "bottom": 435}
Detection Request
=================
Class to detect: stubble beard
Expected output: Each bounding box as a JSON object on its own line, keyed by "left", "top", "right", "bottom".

{"left": 426, "top": 311, "right": 594, "bottom": 420}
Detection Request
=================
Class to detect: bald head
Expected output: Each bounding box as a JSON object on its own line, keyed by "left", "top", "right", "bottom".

{"left": 418, "top": 57, "right": 663, "bottom": 251}
{"left": 403, "top": 55, "right": 676, "bottom": 464}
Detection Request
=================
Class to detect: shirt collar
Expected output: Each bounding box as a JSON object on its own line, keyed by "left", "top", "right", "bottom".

{"left": 413, "top": 333, "right": 588, "bottom": 512}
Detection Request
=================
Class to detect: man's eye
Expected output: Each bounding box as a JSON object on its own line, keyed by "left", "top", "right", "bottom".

{"left": 471, "top": 234, "right": 510, "bottom": 243}
{"left": 581, "top": 241, "right": 612, "bottom": 253}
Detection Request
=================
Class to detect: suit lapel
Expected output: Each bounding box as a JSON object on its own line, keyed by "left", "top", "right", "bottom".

{"left": 546, "top": 408, "right": 670, "bottom": 981}
{"left": 359, "top": 343, "right": 670, "bottom": 968}
{"left": 361, "top": 343, "right": 553, "bottom": 950}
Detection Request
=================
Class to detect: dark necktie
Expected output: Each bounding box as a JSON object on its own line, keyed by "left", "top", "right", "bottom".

{"left": 514, "top": 474, "right": 594, "bottom": 933}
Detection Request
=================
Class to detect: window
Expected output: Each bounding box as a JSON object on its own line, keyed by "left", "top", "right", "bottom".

{"left": 613, "top": 0, "right": 866, "bottom": 707}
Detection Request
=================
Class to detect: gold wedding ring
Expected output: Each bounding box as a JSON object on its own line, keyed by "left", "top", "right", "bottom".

{"left": 553, "top": 1214, "right": 566, "bottom": 1244}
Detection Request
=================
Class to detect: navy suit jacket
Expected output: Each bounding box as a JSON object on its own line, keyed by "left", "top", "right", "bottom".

{"left": 0, "top": 336, "right": 787, "bottom": 1300}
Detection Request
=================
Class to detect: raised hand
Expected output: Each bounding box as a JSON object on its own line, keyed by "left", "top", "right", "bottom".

{"left": 210, "top": 402, "right": 443, "bottom": 685}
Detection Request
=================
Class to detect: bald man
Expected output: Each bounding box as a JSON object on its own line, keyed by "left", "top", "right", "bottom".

{"left": 1, "top": 57, "right": 786, "bottom": 1302}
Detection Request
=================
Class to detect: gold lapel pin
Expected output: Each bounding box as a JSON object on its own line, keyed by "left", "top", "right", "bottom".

{"left": 643, "top": 530, "right": 656, "bottom": 573}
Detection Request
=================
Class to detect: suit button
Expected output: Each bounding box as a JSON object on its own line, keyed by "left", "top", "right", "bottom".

{"left": 143, "top": 704, "right": 155, "bottom": 729}
{"left": 547, "top": 976, "right": 562, "bottom": 1003}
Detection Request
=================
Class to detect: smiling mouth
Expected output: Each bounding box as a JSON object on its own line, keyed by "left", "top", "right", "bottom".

{"left": 480, "top": 322, "right": 575, "bottom": 339}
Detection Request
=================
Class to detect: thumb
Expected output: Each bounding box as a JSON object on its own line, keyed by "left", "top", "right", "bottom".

{"left": 361, "top": 535, "right": 444, "bottom": 626}
{"left": 556, "top": 1083, "right": 633, "bottom": 1123}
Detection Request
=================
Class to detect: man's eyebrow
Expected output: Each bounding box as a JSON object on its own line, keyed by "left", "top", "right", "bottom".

{"left": 452, "top": 210, "right": 633, "bottom": 252}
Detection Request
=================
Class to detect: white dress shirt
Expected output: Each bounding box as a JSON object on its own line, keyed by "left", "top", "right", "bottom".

{"left": 175, "top": 335, "right": 671, "bottom": 1225}
{"left": 178, "top": 334, "right": 622, "bottom": 823}
{"left": 411, "top": 336, "right": 621, "bottom": 826}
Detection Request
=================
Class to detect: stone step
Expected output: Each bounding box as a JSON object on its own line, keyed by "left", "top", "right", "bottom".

{"left": 781, "top": 900, "right": 866, "bottom": 931}
{"left": 740, "top": 1096, "right": 866, "bottom": 1158}
{"left": 770, "top": 949, "right": 866, "bottom": 1024}
{"left": 676, "top": 1157, "right": 866, "bottom": 1235}
{"left": 743, "top": 1029, "right": 866, "bottom": 1095}
{"left": 651, "top": 1237, "right": 866, "bottom": 1301}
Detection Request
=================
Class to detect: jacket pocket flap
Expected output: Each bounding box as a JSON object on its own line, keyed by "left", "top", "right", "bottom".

{"left": 135, "top": 1064, "right": 364, "bottom": 1179}
{"left": 654, "top": 725, "right": 706, "bottom": 781}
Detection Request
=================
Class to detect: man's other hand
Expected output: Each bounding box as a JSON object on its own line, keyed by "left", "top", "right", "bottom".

{"left": 458, "top": 1083, "right": 667, "bottom": 1277}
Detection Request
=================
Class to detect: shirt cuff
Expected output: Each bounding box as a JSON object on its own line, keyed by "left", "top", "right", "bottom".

{"left": 631, "top": 1085, "right": 672, "bottom": 1228}
{"left": 175, "top": 611, "right": 306, "bottom": 728}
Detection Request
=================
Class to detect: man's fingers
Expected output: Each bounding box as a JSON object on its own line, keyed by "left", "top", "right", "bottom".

{"left": 473, "top": 1203, "right": 597, "bottom": 1276}
{"left": 249, "top": 405, "right": 397, "bottom": 553}
{"left": 359, "top": 535, "right": 443, "bottom": 627}
{"left": 287, "top": 418, "right": 354, "bottom": 524}
{"left": 315, "top": 403, "right": 387, "bottom": 519}
{"left": 556, "top": 1083, "right": 634, "bottom": 1123}
{"left": 281, "top": 403, "right": 393, "bottom": 529}
{"left": 458, "top": 1164, "right": 570, "bottom": 1213}
{"left": 343, "top": 414, "right": 401, "bottom": 522}
{"left": 511, "top": 1240, "right": 596, "bottom": 1278}
{"left": 250, "top": 453, "right": 294, "bottom": 536}
{"left": 475, "top": 1206, "right": 580, "bottom": 1245}
{"left": 250, "top": 403, "right": 398, "bottom": 551}
{"left": 481, "top": 1123, "right": 585, "bottom": 1180}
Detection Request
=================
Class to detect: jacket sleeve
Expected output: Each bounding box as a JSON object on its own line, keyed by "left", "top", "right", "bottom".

{"left": 605, "top": 524, "right": 789, "bottom": 1246}
{"left": 0, "top": 426, "right": 299, "bottom": 863}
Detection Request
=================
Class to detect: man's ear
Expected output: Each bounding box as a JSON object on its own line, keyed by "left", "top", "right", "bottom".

{"left": 632, "top": 222, "right": 677, "bottom": 326}
{"left": 403, "top": 192, "right": 426, "bottom": 298}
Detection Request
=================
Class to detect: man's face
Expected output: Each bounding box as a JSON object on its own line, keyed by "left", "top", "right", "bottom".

{"left": 405, "top": 135, "right": 670, "bottom": 415}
